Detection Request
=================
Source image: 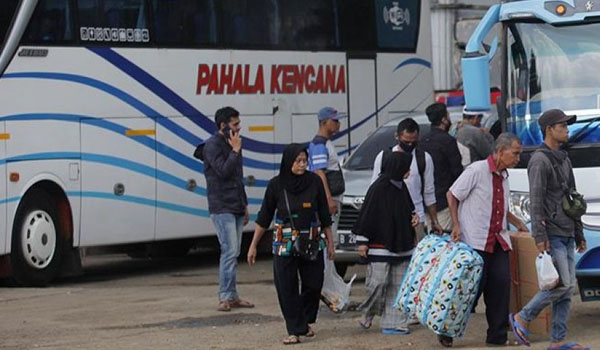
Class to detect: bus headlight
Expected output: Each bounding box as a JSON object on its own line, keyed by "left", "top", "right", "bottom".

{"left": 510, "top": 191, "right": 531, "bottom": 224}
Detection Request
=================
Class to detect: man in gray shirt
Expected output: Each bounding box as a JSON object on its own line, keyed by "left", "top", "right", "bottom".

{"left": 510, "top": 109, "right": 588, "bottom": 350}
{"left": 457, "top": 108, "right": 495, "bottom": 166}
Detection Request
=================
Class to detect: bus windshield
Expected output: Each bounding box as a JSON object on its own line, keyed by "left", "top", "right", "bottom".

{"left": 0, "top": 0, "right": 19, "bottom": 48}
{"left": 506, "top": 22, "right": 600, "bottom": 146}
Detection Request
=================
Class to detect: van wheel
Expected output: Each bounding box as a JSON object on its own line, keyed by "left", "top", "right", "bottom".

{"left": 11, "top": 189, "right": 64, "bottom": 286}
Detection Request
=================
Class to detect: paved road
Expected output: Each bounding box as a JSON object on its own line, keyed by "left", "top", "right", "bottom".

{"left": 0, "top": 252, "right": 598, "bottom": 350}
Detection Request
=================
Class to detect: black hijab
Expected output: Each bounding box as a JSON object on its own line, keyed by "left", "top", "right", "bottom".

{"left": 279, "top": 143, "right": 312, "bottom": 194}
{"left": 352, "top": 151, "right": 416, "bottom": 253}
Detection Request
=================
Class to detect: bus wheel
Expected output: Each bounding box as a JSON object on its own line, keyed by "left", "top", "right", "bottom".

{"left": 11, "top": 189, "right": 64, "bottom": 286}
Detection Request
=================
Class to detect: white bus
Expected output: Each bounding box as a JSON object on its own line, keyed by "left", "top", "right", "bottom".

{"left": 0, "top": 0, "right": 434, "bottom": 285}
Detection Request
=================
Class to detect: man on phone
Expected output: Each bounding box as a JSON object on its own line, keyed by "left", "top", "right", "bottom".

{"left": 195, "top": 106, "right": 253, "bottom": 312}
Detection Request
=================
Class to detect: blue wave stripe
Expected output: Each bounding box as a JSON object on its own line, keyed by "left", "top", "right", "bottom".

{"left": 0, "top": 196, "right": 20, "bottom": 205}
{"left": 2, "top": 151, "right": 264, "bottom": 205}
{"left": 393, "top": 57, "right": 432, "bottom": 72}
{"left": 89, "top": 47, "right": 287, "bottom": 154}
{"left": 0, "top": 113, "right": 271, "bottom": 187}
{"left": 2, "top": 73, "right": 277, "bottom": 170}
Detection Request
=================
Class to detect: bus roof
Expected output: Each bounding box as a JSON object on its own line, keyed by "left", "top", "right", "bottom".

{"left": 499, "top": 0, "right": 600, "bottom": 23}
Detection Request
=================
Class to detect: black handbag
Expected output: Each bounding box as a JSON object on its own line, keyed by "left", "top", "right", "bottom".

{"left": 283, "top": 190, "right": 320, "bottom": 262}
{"left": 325, "top": 164, "right": 345, "bottom": 196}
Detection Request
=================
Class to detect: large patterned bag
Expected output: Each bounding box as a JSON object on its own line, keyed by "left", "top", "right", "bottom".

{"left": 393, "top": 234, "right": 483, "bottom": 338}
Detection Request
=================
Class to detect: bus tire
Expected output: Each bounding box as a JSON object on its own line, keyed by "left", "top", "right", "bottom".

{"left": 11, "top": 189, "right": 64, "bottom": 286}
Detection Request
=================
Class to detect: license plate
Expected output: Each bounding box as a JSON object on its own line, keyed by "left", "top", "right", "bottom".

{"left": 338, "top": 233, "right": 357, "bottom": 248}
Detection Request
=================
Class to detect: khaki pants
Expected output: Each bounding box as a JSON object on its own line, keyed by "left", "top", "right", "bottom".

{"left": 426, "top": 208, "right": 453, "bottom": 232}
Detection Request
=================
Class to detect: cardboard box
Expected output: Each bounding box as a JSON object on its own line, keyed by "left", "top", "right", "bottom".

{"left": 509, "top": 232, "right": 552, "bottom": 335}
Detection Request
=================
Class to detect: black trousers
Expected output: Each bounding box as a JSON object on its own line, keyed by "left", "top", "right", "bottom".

{"left": 475, "top": 244, "right": 510, "bottom": 344}
{"left": 273, "top": 251, "right": 324, "bottom": 336}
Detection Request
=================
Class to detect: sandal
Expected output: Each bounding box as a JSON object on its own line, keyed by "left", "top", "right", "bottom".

{"left": 283, "top": 335, "right": 301, "bottom": 345}
{"left": 230, "top": 299, "right": 255, "bottom": 308}
{"left": 358, "top": 316, "right": 374, "bottom": 329}
{"left": 486, "top": 340, "right": 520, "bottom": 347}
{"left": 547, "top": 342, "right": 590, "bottom": 350}
{"left": 509, "top": 313, "right": 531, "bottom": 347}
{"left": 302, "top": 326, "right": 315, "bottom": 338}
{"left": 217, "top": 300, "right": 231, "bottom": 312}
{"left": 438, "top": 335, "right": 454, "bottom": 348}
{"left": 382, "top": 328, "right": 410, "bottom": 335}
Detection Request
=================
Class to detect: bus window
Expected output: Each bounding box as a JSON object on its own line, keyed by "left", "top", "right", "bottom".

{"left": 77, "top": 0, "right": 149, "bottom": 44}
{"left": 337, "top": 0, "right": 376, "bottom": 51}
{"left": 152, "top": 0, "right": 217, "bottom": 46}
{"left": 0, "top": 0, "right": 19, "bottom": 47}
{"left": 280, "top": 0, "right": 338, "bottom": 50}
{"left": 220, "top": 0, "right": 278, "bottom": 48}
{"left": 22, "top": 0, "right": 73, "bottom": 45}
{"left": 374, "top": 0, "right": 421, "bottom": 52}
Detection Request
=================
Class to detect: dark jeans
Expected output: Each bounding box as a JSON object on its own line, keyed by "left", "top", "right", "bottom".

{"left": 273, "top": 252, "right": 324, "bottom": 336}
{"left": 475, "top": 244, "right": 511, "bottom": 344}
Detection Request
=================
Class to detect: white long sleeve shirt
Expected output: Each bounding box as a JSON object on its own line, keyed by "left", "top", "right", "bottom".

{"left": 371, "top": 145, "right": 436, "bottom": 223}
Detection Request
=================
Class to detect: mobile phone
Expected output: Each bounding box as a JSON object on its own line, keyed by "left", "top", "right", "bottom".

{"left": 222, "top": 125, "right": 232, "bottom": 139}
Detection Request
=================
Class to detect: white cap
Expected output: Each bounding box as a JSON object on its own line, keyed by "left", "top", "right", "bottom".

{"left": 462, "top": 106, "right": 488, "bottom": 119}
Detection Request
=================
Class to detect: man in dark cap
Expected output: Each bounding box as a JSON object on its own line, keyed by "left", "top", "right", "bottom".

{"left": 510, "top": 109, "right": 588, "bottom": 350}
{"left": 420, "top": 102, "right": 463, "bottom": 231}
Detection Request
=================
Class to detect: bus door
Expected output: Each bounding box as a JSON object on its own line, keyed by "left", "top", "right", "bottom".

{"left": 80, "top": 118, "right": 156, "bottom": 246}
{"left": 0, "top": 121, "right": 6, "bottom": 254}
{"left": 347, "top": 54, "right": 378, "bottom": 150}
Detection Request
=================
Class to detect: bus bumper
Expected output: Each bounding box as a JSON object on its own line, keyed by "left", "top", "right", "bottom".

{"left": 576, "top": 229, "right": 600, "bottom": 301}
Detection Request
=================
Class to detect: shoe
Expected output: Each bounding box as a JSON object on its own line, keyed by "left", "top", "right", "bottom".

{"left": 230, "top": 299, "right": 255, "bottom": 308}
{"left": 358, "top": 316, "right": 373, "bottom": 329}
{"left": 282, "top": 335, "right": 300, "bottom": 345}
{"left": 217, "top": 300, "right": 231, "bottom": 312}
{"left": 547, "top": 342, "right": 590, "bottom": 350}
{"left": 438, "top": 335, "right": 453, "bottom": 347}
{"left": 508, "top": 313, "right": 531, "bottom": 347}
{"left": 302, "top": 326, "right": 315, "bottom": 338}
{"left": 381, "top": 328, "right": 410, "bottom": 335}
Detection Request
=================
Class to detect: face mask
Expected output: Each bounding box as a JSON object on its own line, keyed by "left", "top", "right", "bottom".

{"left": 399, "top": 141, "right": 416, "bottom": 153}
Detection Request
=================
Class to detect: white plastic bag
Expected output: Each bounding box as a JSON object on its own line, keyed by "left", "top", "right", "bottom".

{"left": 536, "top": 252, "right": 559, "bottom": 291}
{"left": 321, "top": 258, "right": 356, "bottom": 313}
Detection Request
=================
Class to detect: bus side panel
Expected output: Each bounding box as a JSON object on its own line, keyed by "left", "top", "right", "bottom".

{"left": 80, "top": 118, "right": 156, "bottom": 246}
{"left": 0, "top": 121, "right": 6, "bottom": 255}
{"left": 155, "top": 117, "right": 213, "bottom": 240}
{"left": 5, "top": 160, "right": 81, "bottom": 252}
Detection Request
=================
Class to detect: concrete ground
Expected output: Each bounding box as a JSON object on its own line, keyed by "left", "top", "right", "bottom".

{"left": 0, "top": 252, "right": 598, "bottom": 350}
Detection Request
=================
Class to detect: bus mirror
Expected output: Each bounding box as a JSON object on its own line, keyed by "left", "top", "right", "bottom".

{"left": 462, "top": 53, "right": 491, "bottom": 111}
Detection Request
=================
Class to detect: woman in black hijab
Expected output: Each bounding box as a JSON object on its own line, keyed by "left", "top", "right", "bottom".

{"left": 247, "top": 143, "right": 335, "bottom": 345}
{"left": 353, "top": 150, "right": 419, "bottom": 334}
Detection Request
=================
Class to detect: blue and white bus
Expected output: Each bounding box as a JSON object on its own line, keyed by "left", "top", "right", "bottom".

{"left": 462, "top": 0, "right": 600, "bottom": 301}
{"left": 0, "top": 0, "right": 434, "bottom": 285}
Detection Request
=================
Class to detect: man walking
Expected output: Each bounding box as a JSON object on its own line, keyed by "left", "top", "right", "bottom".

{"left": 510, "top": 109, "right": 588, "bottom": 350}
{"left": 197, "top": 106, "right": 253, "bottom": 312}
{"left": 372, "top": 118, "right": 443, "bottom": 239}
{"left": 421, "top": 102, "right": 463, "bottom": 231}
{"left": 445, "top": 133, "right": 529, "bottom": 347}
{"left": 308, "top": 107, "right": 346, "bottom": 230}
{"left": 457, "top": 108, "right": 495, "bottom": 166}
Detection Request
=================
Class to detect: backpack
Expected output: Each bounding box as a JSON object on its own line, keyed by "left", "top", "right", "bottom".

{"left": 538, "top": 149, "right": 586, "bottom": 220}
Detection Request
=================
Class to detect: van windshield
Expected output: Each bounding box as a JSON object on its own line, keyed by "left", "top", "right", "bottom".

{"left": 344, "top": 126, "right": 396, "bottom": 170}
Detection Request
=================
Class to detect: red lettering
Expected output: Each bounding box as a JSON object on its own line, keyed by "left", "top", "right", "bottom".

{"left": 315, "top": 65, "right": 324, "bottom": 93}
{"left": 220, "top": 64, "right": 233, "bottom": 94}
{"left": 270, "top": 65, "right": 281, "bottom": 93}
{"left": 207, "top": 64, "right": 219, "bottom": 94}
{"left": 336, "top": 65, "right": 346, "bottom": 93}
{"left": 232, "top": 65, "right": 243, "bottom": 94}
{"left": 242, "top": 64, "right": 251, "bottom": 94}
{"left": 196, "top": 64, "right": 210, "bottom": 94}
{"left": 294, "top": 65, "right": 304, "bottom": 94}
{"left": 255, "top": 65, "right": 265, "bottom": 94}
{"left": 281, "top": 65, "right": 295, "bottom": 94}
{"left": 305, "top": 65, "right": 315, "bottom": 93}
{"left": 325, "top": 65, "right": 336, "bottom": 93}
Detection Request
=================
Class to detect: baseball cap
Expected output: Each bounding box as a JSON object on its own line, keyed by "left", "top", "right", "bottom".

{"left": 318, "top": 107, "right": 347, "bottom": 122}
{"left": 538, "top": 109, "right": 576, "bottom": 129}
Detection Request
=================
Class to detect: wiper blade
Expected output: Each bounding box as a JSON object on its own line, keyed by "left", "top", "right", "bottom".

{"left": 568, "top": 115, "right": 600, "bottom": 144}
